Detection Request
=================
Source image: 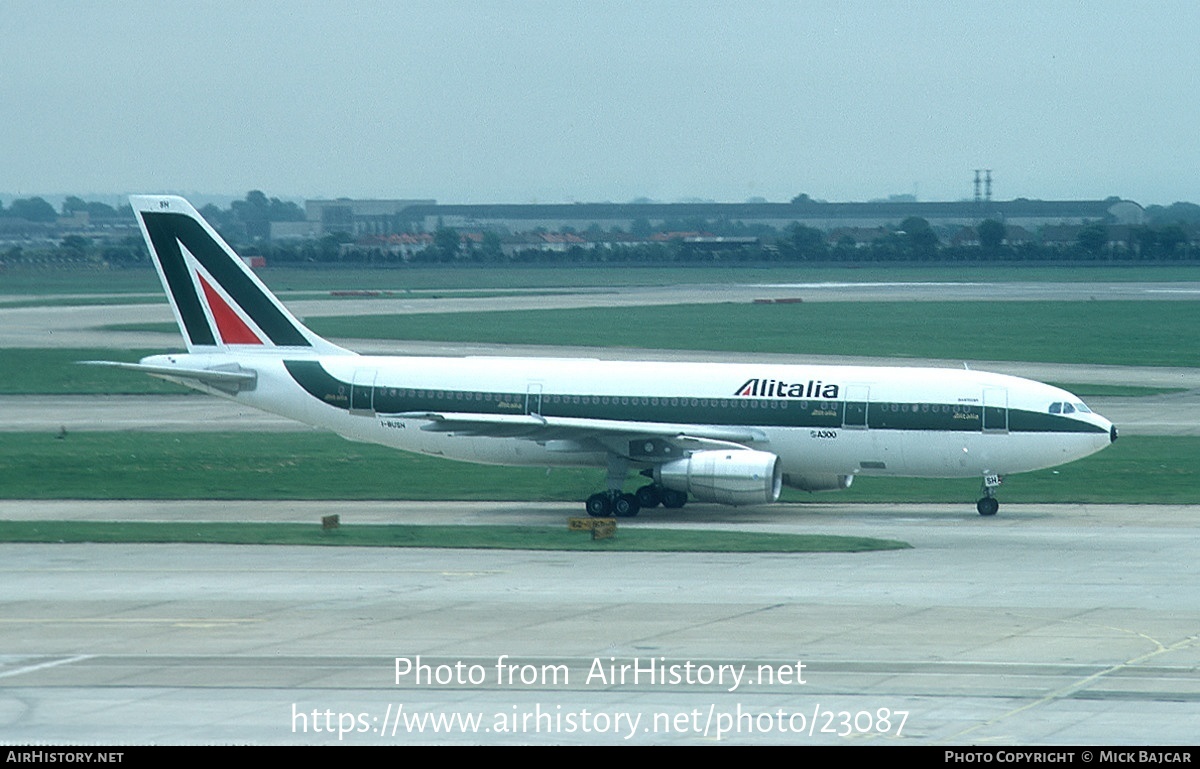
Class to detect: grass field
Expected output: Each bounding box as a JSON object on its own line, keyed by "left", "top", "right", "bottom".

{"left": 0, "top": 349, "right": 188, "bottom": 394}
{"left": 0, "top": 431, "right": 1188, "bottom": 504}
{"left": 0, "top": 520, "right": 907, "bottom": 553}
{"left": 298, "top": 300, "right": 1200, "bottom": 368}
{"left": 0, "top": 269, "right": 162, "bottom": 295}
{"left": 1045, "top": 383, "right": 1186, "bottom": 397}
{"left": 100, "top": 300, "right": 1200, "bottom": 370}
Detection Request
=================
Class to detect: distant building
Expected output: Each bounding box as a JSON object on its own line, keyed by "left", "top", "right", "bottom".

{"left": 301, "top": 197, "right": 1145, "bottom": 239}
{"left": 353, "top": 232, "right": 435, "bottom": 258}
{"left": 304, "top": 199, "right": 437, "bottom": 236}
{"left": 268, "top": 220, "right": 321, "bottom": 240}
{"left": 826, "top": 226, "right": 893, "bottom": 248}
{"left": 948, "top": 224, "right": 1034, "bottom": 248}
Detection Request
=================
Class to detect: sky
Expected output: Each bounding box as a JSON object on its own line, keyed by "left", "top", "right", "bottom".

{"left": 2, "top": 1, "right": 1198, "bottom": 207}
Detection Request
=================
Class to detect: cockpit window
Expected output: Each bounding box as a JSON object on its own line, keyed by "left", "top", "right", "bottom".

{"left": 1062, "top": 402, "right": 1075, "bottom": 414}
{"left": 1049, "top": 402, "right": 1062, "bottom": 414}
{"left": 1075, "top": 402, "right": 1092, "bottom": 413}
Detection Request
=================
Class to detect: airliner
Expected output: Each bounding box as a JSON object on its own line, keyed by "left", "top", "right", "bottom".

{"left": 95, "top": 195, "right": 1117, "bottom": 517}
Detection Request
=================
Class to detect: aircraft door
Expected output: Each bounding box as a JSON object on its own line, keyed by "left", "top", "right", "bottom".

{"left": 350, "top": 368, "right": 376, "bottom": 415}
{"left": 525, "top": 383, "right": 543, "bottom": 417}
{"left": 843, "top": 385, "right": 869, "bottom": 429}
{"left": 983, "top": 387, "right": 1008, "bottom": 433}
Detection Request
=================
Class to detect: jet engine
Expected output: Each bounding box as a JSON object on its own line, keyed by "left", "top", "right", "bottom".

{"left": 653, "top": 450, "right": 782, "bottom": 506}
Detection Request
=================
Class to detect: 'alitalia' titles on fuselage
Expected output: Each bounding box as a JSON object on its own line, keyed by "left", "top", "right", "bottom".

{"left": 735, "top": 377, "right": 840, "bottom": 399}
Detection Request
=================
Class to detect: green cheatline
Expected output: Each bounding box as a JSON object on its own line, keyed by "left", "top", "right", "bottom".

{"left": 0, "top": 520, "right": 909, "bottom": 553}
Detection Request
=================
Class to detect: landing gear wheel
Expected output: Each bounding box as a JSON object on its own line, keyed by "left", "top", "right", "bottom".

{"left": 976, "top": 497, "right": 999, "bottom": 516}
{"left": 660, "top": 488, "right": 688, "bottom": 509}
{"left": 977, "top": 474, "right": 1001, "bottom": 517}
{"left": 635, "top": 484, "right": 662, "bottom": 509}
{"left": 613, "top": 493, "right": 641, "bottom": 518}
{"left": 586, "top": 493, "right": 612, "bottom": 517}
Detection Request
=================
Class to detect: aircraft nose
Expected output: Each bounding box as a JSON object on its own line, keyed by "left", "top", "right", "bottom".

{"left": 1111, "top": 424, "right": 1119, "bottom": 443}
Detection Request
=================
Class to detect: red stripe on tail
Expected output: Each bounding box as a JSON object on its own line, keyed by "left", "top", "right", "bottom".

{"left": 198, "top": 274, "right": 263, "bottom": 345}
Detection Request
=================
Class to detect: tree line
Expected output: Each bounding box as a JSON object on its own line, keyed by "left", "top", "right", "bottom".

{"left": 4, "top": 191, "right": 1199, "bottom": 266}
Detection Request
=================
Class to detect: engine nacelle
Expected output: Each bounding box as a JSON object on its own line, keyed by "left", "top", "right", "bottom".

{"left": 654, "top": 450, "right": 782, "bottom": 506}
{"left": 782, "top": 473, "right": 855, "bottom": 492}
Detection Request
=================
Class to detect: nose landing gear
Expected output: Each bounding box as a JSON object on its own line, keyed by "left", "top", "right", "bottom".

{"left": 976, "top": 474, "right": 1001, "bottom": 516}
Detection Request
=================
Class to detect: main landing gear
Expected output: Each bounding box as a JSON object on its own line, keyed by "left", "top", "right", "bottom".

{"left": 585, "top": 457, "right": 688, "bottom": 517}
{"left": 976, "top": 474, "right": 1001, "bottom": 516}
{"left": 585, "top": 484, "right": 689, "bottom": 518}
{"left": 586, "top": 490, "right": 641, "bottom": 518}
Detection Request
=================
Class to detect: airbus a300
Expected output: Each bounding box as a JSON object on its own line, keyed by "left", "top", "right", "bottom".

{"left": 95, "top": 195, "right": 1117, "bottom": 517}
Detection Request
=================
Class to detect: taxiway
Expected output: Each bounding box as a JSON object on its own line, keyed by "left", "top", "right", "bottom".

{"left": 1, "top": 500, "right": 1198, "bottom": 744}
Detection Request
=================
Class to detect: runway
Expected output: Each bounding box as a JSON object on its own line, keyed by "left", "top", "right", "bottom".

{"left": 1, "top": 500, "right": 1198, "bottom": 744}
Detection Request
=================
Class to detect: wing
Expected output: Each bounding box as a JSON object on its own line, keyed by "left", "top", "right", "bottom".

{"left": 391, "top": 410, "right": 768, "bottom": 461}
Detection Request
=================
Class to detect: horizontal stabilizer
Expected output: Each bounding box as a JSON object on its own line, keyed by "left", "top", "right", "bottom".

{"left": 79, "top": 361, "right": 257, "bottom": 393}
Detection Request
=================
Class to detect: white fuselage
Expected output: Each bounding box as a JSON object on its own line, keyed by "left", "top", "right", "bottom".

{"left": 145, "top": 350, "right": 1115, "bottom": 484}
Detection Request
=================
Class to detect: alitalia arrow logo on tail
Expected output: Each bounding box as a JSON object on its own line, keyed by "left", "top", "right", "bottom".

{"left": 196, "top": 273, "right": 265, "bottom": 345}
{"left": 735, "top": 378, "right": 840, "bottom": 399}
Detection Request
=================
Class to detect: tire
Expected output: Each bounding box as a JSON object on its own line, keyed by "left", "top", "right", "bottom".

{"left": 613, "top": 493, "right": 641, "bottom": 518}
{"left": 976, "top": 497, "right": 999, "bottom": 516}
{"left": 635, "top": 484, "right": 662, "bottom": 508}
{"left": 660, "top": 488, "right": 688, "bottom": 509}
{"left": 586, "top": 493, "right": 612, "bottom": 517}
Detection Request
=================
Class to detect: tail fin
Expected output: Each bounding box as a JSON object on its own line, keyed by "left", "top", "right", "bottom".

{"left": 130, "top": 195, "right": 346, "bottom": 354}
